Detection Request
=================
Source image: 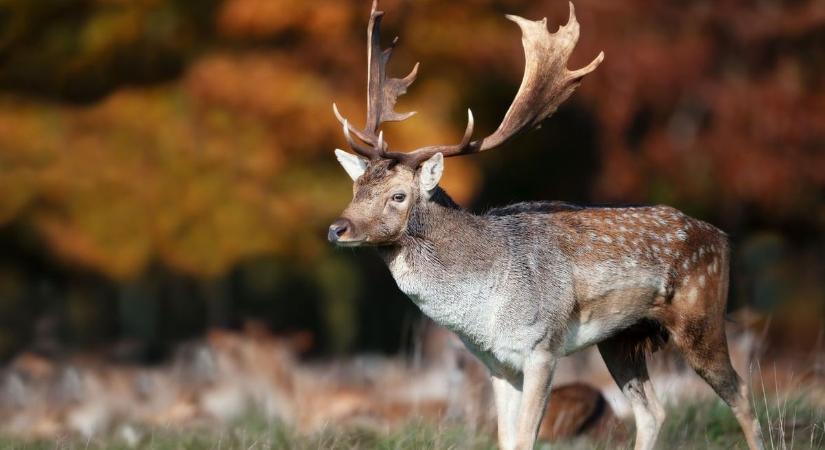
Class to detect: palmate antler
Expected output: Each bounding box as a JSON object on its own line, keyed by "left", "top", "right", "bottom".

{"left": 334, "top": 1, "right": 604, "bottom": 168}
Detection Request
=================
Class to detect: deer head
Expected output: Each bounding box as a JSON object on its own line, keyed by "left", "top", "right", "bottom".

{"left": 329, "top": 0, "right": 603, "bottom": 246}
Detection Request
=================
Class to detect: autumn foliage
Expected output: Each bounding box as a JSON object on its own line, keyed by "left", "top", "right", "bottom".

{"left": 0, "top": 0, "right": 822, "bottom": 357}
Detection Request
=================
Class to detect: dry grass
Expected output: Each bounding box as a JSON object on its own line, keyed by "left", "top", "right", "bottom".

{"left": 1, "top": 392, "right": 821, "bottom": 450}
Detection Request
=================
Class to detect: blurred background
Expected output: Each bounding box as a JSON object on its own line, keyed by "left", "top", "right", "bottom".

{"left": 0, "top": 0, "right": 823, "bottom": 444}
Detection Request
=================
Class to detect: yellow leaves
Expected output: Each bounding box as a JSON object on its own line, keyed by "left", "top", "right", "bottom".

{"left": 0, "top": 86, "right": 292, "bottom": 279}
{"left": 158, "top": 178, "right": 277, "bottom": 277}
{"left": 185, "top": 54, "right": 335, "bottom": 156}
{"left": 0, "top": 171, "right": 34, "bottom": 226}
{"left": 0, "top": 70, "right": 389, "bottom": 278}
{"left": 80, "top": 7, "right": 142, "bottom": 57}
{"left": 35, "top": 200, "right": 153, "bottom": 280}
{"left": 0, "top": 0, "right": 497, "bottom": 280}
{"left": 0, "top": 101, "right": 61, "bottom": 226}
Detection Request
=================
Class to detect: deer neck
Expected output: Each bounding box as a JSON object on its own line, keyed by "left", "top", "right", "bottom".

{"left": 376, "top": 186, "right": 494, "bottom": 297}
{"left": 377, "top": 187, "right": 510, "bottom": 354}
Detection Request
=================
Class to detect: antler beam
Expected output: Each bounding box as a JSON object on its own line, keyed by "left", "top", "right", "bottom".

{"left": 333, "top": 0, "right": 419, "bottom": 160}
{"left": 334, "top": 1, "right": 604, "bottom": 168}
{"left": 479, "top": 6, "right": 604, "bottom": 152}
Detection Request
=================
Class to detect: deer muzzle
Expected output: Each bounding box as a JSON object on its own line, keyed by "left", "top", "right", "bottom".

{"left": 328, "top": 218, "right": 354, "bottom": 244}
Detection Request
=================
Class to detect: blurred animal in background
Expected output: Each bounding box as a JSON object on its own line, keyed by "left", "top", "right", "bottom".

{"left": 538, "top": 383, "right": 625, "bottom": 442}
{"left": 329, "top": 1, "right": 764, "bottom": 449}
{"left": 0, "top": 317, "right": 821, "bottom": 446}
{"left": 0, "top": 323, "right": 309, "bottom": 440}
{"left": 0, "top": 319, "right": 627, "bottom": 444}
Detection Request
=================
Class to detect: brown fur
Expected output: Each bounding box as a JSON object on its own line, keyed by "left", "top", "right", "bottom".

{"left": 538, "top": 383, "right": 627, "bottom": 442}
{"left": 334, "top": 162, "right": 763, "bottom": 450}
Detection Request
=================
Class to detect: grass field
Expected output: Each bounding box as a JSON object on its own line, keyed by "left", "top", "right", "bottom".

{"left": 2, "top": 395, "right": 822, "bottom": 450}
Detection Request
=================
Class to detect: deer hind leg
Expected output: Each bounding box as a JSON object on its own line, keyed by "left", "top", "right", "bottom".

{"left": 669, "top": 313, "right": 765, "bottom": 450}
{"left": 598, "top": 335, "right": 665, "bottom": 450}
{"left": 668, "top": 254, "right": 765, "bottom": 450}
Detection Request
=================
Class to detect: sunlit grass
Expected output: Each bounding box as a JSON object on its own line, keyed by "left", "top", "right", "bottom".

{"left": 1, "top": 394, "right": 822, "bottom": 450}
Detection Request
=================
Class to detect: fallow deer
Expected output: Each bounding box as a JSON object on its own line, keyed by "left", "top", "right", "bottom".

{"left": 328, "top": 2, "right": 765, "bottom": 449}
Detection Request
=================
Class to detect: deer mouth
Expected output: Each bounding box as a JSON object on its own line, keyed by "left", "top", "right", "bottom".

{"left": 334, "top": 238, "right": 366, "bottom": 247}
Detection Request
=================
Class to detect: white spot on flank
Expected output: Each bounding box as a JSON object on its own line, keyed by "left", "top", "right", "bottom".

{"left": 657, "top": 281, "right": 668, "bottom": 297}
{"left": 686, "top": 287, "right": 698, "bottom": 304}
{"left": 601, "top": 236, "right": 613, "bottom": 244}
{"left": 682, "top": 260, "right": 690, "bottom": 270}
{"left": 676, "top": 230, "right": 688, "bottom": 241}
{"left": 698, "top": 275, "right": 706, "bottom": 287}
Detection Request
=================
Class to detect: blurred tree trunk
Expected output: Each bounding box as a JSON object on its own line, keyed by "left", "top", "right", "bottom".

{"left": 202, "top": 276, "right": 232, "bottom": 328}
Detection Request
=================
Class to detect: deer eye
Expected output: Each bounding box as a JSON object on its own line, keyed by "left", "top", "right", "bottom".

{"left": 391, "top": 193, "right": 406, "bottom": 203}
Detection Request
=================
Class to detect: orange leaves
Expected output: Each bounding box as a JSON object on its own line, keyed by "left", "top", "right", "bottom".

{"left": 570, "top": 0, "right": 825, "bottom": 220}
{"left": 2, "top": 0, "right": 822, "bottom": 279}
{"left": 0, "top": 87, "right": 298, "bottom": 279}
{"left": 185, "top": 54, "right": 335, "bottom": 156}
{"left": 217, "top": 0, "right": 353, "bottom": 42}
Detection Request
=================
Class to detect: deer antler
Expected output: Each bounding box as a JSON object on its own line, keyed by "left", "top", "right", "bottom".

{"left": 334, "top": 1, "right": 603, "bottom": 167}
{"left": 333, "top": 0, "right": 420, "bottom": 159}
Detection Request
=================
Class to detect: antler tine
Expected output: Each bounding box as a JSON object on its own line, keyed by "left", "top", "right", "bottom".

{"left": 333, "top": 103, "right": 375, "bottom": 145}
{"left": 343, "top": 119, "right": 380, "bottom": 159}
{"left": 376, "top": 131, "right": 385, "bottom": 153}
{"left": 365, "top": 0, "right": 417, "bottom": 134}
{"left": 391, "top": 109, "right": 475, "bottom": 166}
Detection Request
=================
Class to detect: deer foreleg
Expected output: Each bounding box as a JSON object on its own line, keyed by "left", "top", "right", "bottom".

{"left": 514, "top": 350, "right": 556, "bottom": 450}
{"left": 492, "top": 375, "right": 522, "bottom": 450}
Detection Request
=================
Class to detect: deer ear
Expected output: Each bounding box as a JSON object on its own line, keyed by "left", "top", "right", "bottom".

{"left": 419, "top": 152, "right": 444, "bottom": 193}
{"left": 335, "top": 149, "right": 368, "bottom": 181}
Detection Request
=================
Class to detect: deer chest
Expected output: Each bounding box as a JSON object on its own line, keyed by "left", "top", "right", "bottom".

{"left": 392, "top": 265, "right": 551, "bottom": 376}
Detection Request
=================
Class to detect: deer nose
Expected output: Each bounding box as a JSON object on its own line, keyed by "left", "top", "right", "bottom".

{"left": 328, "top": 218, "right": 351, "bottom": 243}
